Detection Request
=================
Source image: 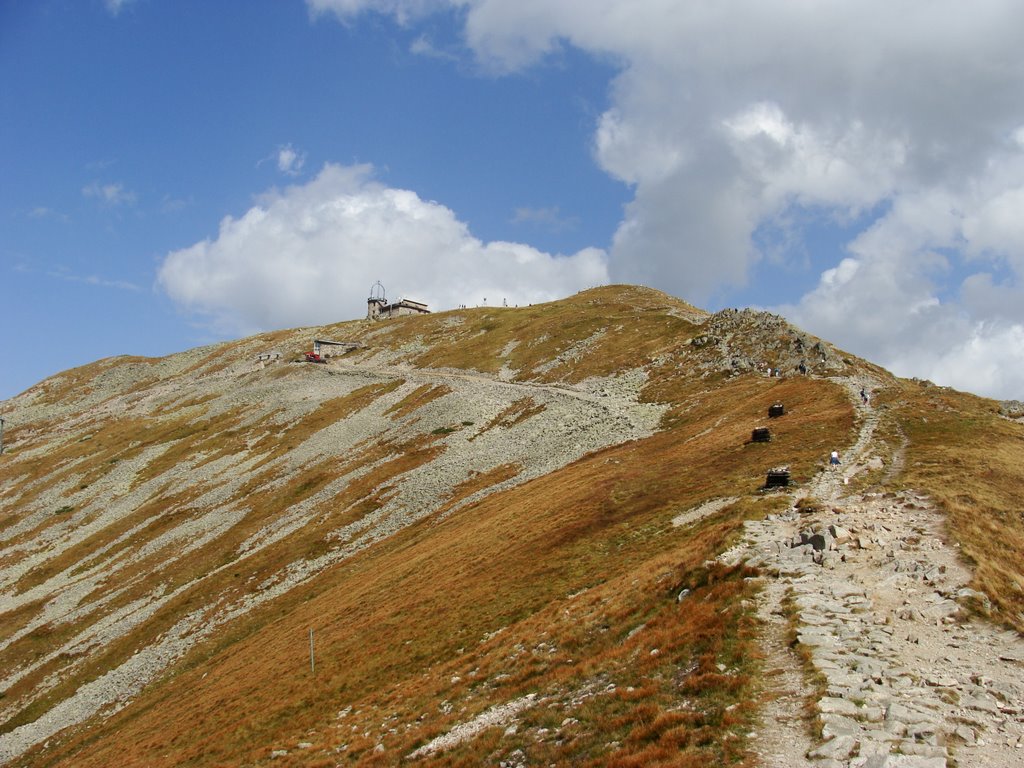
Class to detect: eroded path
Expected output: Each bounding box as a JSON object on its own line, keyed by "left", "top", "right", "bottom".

{"left": 726, "top": 378, "right": 1024, "bottom": 767}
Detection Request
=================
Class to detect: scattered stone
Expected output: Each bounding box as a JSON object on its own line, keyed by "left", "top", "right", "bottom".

{"left": 808, "top": 532, "right": 834, "bottom": 551}
{"left": 953, "top": 725, "right": 976, "bottom": 744}
{"left": 820, "top": 697, "right": 865, "bottom": 718}
{"left": 999, "top": 399, "right": 1024, "bottom": 419}
{"left": 963, "top": 696, "right": 1000, "bottom": 715}
{"left": 830, "top": 524, "right": 854, "bottom": 544}
{"left": 809, "top": 735, "right": 858, "bottom": 759}
{"left": 821, "top": 713, "right": 864, "bottom": 740}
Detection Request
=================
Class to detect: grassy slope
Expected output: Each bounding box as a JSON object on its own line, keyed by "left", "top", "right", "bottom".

{"left": 882, "top": 380, "right": 1024, "bottom": 632}
{"left": 22, "top": 369, "right": 852, "bottom": 766}
{"left": 6, "top": 285, "right": 1023, "bottom": 766}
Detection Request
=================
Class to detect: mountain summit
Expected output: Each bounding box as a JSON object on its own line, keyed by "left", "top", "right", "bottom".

{"left": 1, "top": 285, "right": 1023, "bottom": 767}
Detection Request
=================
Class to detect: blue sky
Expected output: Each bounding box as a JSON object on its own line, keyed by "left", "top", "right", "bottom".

{"left": 4, "top": 1, "right": 1024, "bottom": 401}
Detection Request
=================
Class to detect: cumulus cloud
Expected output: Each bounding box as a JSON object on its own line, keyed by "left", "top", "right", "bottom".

{"left": 781, "top": 165, "right": 1024, "bottom": 397}
{"left": 308, "top": 0, "right": 1024, "bottom": 397}
{"left": 158, "top": 164, "right": 608, "bottom": 334}
{"left": 780, "top": 254, "right": 1024, "bottom": 397}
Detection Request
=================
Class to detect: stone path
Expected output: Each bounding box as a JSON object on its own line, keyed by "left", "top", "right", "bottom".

{"left": 751, "top": 575, "right": 818, "bottom": 767}
{"left": 725, "top": 380, "right": 1024, "bottom": 767}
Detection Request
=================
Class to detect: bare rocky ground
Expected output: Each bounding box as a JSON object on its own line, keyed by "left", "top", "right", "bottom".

{"left": 0, "top": 352, "right": 665, "bottom": 764}
{"left": 722, "top": 380, "right": 1024, "bottom": 767}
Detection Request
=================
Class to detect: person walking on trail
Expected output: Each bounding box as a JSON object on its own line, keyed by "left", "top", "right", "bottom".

{"left": 829, "top": 450, "right": 841, "bottom": 471}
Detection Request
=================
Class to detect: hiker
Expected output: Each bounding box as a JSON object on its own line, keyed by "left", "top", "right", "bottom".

{"left": 860, "top": 387, "right": 868, "bottom": 405}
{"left": 829, "top": 450, "right": 841, "bottom": 470}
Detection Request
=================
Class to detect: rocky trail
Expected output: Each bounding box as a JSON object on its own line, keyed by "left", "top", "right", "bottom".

{"left": 324, "top": 353, "right": 647, "bottom": 407}
{"left": 723, "top": 378, "right": 1024, "bottom": 767}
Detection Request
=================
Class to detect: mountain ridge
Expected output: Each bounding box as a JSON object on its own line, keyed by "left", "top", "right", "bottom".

{"left": 1, "top": 285, "right": 1022, "bottom": 767}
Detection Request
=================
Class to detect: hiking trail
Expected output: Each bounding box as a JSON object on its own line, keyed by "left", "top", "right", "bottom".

{"left": 724, "top": 377, "right": 1024, "bottom": 767}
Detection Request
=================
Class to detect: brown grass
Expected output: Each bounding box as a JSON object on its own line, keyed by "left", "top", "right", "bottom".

{"left": 27, "top": 356, "right": 155, "bottom": 407}
{"left": 21, "top": 356, "right": 851, "bottom": 767}
{"left": 383, "top": 383, "right": 451, "bottom": 421}
{"left": 5, "top": 286, "right": 921, "bottom": 768}
{"left": 471, "top": 396, "right": 546, "bottom": 440}
{"left": 304, "top": 285, "right": 705, "bottom": 385}
{"left": 885, "top": 381, "right": 1024, "bottom": 632}
{"left": 431, "top": 463, "right": 523, "bottom": 518}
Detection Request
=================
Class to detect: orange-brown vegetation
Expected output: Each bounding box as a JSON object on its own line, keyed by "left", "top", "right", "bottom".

{"left": 309, "top": 285, "right": 706, "bottom": 384}
{"left": 18, "top": 369, "right": 851, "bottom": 767}
{"left": 4, "top": 285, "right": 1021, "bottom": 767}
{"left": 884, "top": 381, "right": 1024, "bottom": 632}
{"left": 472, "top": 397, "right": 547, "bottom": 440}
{"left": 384, "top": 384, "right": 452, "bottom": 421}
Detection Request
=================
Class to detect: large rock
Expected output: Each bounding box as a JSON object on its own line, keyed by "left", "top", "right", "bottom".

{"left": 821, "top": 713, "right": 864, "bottom": 740}
{"left": 809, "top": 734, "right": 858, "bottom": 759}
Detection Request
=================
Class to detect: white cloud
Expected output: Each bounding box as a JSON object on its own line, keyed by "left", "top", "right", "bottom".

{"left": 410, "top": 34, "right": 459, "bottom": 61}
{"left": 307, "top": 0, "right": 447, "bottom": 26}
{"left": 779, "top": 154, "right": 1024, "bottom": 397}
{"left": 306, "top": 0, "right": 1024, "bottom": 398}
{"left": 158, "top": 163, "right": 608, "bottom": 334}
{"left": 82, "top": 181, "right": 136, "bottom": 206}
{"left": 276, "top": 144, "right": 307, "bottom": 176}
{"left": 784, "top": 256, "right": 1024, "bottom": 398}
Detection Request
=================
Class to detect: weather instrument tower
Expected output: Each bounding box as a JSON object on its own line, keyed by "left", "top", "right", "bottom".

{"left": 366, "top": 281, "right": 387, "bottom": 320}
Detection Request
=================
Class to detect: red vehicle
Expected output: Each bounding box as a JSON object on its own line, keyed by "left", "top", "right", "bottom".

{"left": 304, "top": 352, "right": 326, "bottom": 363}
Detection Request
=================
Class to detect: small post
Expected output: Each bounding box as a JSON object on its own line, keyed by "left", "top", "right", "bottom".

{"left": 309, "top": 628, "right": 315, "bottom": 675}
{"left": 0, "top": 416, "right": 5, "bottom": 455}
